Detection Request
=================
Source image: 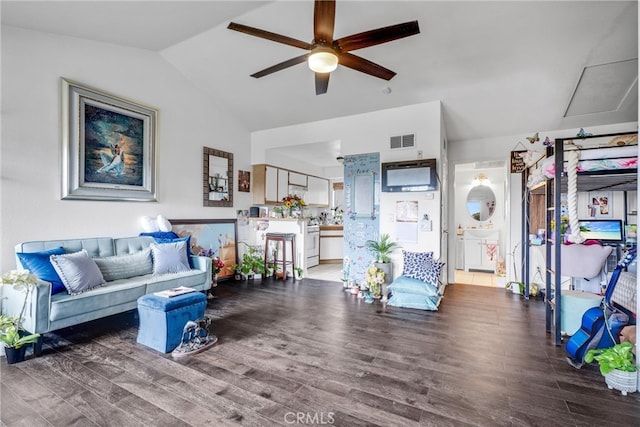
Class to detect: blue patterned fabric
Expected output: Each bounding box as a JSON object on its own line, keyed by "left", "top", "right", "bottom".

{"left": 401, "top": 250, "right": 433, "bottom": 280}
{"left": 16, "top": 247, "right": 66, "bottom": 295}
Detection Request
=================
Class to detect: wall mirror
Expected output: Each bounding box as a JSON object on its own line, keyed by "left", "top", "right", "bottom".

{"left": 353, "top": 173, "right": 374, "bottom": 218}
{"left": 203, "top": 147, "right": 233, "bottom": 207}
{"left": 466, "top": 185, "right": 495, "bottom": 221}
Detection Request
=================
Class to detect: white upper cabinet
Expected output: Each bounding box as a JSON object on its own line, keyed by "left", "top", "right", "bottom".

{"left": 307, "top": 176, "right": 329, "bottom": 206}
{"left": 289, "top": 172, "right": 307, "bottom": 187}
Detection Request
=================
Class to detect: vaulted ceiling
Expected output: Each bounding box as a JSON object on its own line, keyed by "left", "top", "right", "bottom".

{"left": 2, "top": 1, "right": 638, "bottom": 147}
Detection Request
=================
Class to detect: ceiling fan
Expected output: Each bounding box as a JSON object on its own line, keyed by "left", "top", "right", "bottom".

{"left": 227, "top": 0, "right": 420, "bottom": 95}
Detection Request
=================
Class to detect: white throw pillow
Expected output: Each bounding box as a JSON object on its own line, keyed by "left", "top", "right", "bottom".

{"left": 94, "top": 248, "right": 153, "bottom": 282}
{"left": 50, "top": 250, "right": 106, "bottom": 295}
{"left": 150, "top": 241, "right": 191, "bottom": 275}
{"left": 140, "top": 215, "right": 160, "bottom": 232}
{"left": 157, "top": 214, "right": 172, "bottom": 232}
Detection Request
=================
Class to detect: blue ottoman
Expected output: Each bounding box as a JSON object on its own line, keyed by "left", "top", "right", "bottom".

{"left": 137, "top": 292, "right": 207, "bottom": 353}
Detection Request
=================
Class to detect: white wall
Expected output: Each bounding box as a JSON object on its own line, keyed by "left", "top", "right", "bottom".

{"left": 251, "top": 102, "right": 444, "bottom": 275}
{"left": 447, "top": 122, "right": 638, "bottom": 283}
{"left": 0, "top": 27, "right": 253, "bottom": 270}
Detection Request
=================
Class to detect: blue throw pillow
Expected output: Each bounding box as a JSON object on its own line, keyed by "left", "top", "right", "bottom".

{"left": 387, "top": 292, "right": 440, "bottom": 311}
{"left": 388, "top": 275, "right": 438, "bottom": 297}
{"left": 402, "top": 250, "right": 434, "bottom": 280}
{"left": 16, "top": 247, "right": 66, "bottom": 295}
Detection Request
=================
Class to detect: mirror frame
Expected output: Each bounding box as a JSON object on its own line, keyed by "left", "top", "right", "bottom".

{"left": 203, "top": 147, "right": 233, "bottom": 207}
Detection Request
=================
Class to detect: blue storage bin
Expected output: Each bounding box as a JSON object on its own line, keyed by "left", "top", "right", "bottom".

{"left": 137, "top": 291, "right": 207, "bottom": 353}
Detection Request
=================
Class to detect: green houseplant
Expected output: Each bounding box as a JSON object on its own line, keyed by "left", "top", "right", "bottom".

{"left": 365, "top": 234, "right": 398, "bottom": 288}
{"left": 0, "top": 270, "right": 41, "bottom": 364}
{"left": 585, "top": 342, "right": 638, "bottom": 395}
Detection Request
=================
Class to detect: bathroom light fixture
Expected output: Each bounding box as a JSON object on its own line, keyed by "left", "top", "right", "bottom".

{"left": 336, "top": 156, "right": 344, "bottom": 164}
{"left": 472, "top": 173, "right": 490, "bottom": 186}
{"left": 308, "top": 47, "right": 339, "bottom": 73}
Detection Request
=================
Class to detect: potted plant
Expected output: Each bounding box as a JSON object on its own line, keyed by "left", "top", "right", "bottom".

{"left": 241, "top": 245, "right": 265, "bottom": 280}
{"left": 585, "top": 341, "right": 638, "bottom": 395}
{"left": 365, "top": 233, "right": 398, "bottom": 284}
{"left": 0, "top": 270, "right": 41, "bottom": 364}
{"left": 365, "top": 265, "right": 385, "bottom": 299}
{"left": 294, "top": 266, "right": 303, "bottom": 280}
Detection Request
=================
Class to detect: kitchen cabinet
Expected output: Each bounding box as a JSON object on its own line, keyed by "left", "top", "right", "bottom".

{"left": 252, "top": 164, "right": 290, "bottom": 204}
{"left": 464, "top": 235, "right": 498, "bottom": 273}
{"left": 289, "top": 172, "right": 307, "bottom": 187}
{"left": 277, "top": 168, "right": 289, "bottom": 201}
{"left": 320, "top": 226, "right": 343, "bottom": 262}
{"left": 253, "top": 164, "right": 329, "bottom": 206}
{"left": 306, "top": 176, "right": 330, "bottom": 207}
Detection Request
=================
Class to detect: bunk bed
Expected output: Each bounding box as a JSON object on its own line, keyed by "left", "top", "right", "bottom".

{"left": 522, "top": 131, "right": 637, "bottom": 346}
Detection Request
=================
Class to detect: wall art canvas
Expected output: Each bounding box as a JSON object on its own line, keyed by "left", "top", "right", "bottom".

{"left": 61, "top": 78, "right": 158, "bottom": 201}
{"left": 170, "top": 219, "right": 238, "bottom": 281}
{"left": 588, "top": 191, "right": 612, "bottom": 218}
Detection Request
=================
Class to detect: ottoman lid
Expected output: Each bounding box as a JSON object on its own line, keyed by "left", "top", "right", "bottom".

{"left": 138, "top": 291, "right": 206, "bottom": 311}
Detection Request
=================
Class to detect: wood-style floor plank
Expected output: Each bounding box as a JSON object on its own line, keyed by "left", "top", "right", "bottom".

{"left": 2, "top": 280, "right": 640, "bottom": 426}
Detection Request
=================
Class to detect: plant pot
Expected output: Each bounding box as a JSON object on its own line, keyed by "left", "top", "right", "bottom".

{"left": 374, "top": 262, "right": 393, "bottom": 285}
{"left": 4, "top": 345, "right": 27, "bottom": 364}
{"left": 604, "top": 369, "right": 638, "bottom": 396}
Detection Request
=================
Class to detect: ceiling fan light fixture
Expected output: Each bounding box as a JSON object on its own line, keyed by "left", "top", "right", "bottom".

{"left": 308, "top": 48, "right": 338, "bottom": 73}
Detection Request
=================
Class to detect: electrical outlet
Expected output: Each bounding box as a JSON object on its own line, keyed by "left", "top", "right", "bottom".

{"left": 417, "top": 150, "right": 423, "bottom": 159}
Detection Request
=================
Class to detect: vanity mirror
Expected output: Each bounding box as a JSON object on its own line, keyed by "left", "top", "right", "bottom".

{"left": 203, "top": 147, "right": 233, "bottom": 207}
{"left": 466, "top": 185, "right": 495, "bottom": 221}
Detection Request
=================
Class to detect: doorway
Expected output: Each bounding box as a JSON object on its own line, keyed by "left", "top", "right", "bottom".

{"left": 453, "top": 161, "right": 508, "bottom": 287}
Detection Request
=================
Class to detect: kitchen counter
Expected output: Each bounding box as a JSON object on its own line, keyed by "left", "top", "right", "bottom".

{"left": 320, "top": 224, "right": 343, "bottom": 230}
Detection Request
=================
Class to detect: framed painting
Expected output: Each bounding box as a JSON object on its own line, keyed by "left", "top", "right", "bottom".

{"left": 588, "top": 191, "right": 613, "bottom": 218}
{"left": 169, "top": 219, "right": 238, "bottom": 281}
{"left": 61, "top": 78, "right": 158, "bottom": 201}
{"left": 238, "top": 170, "right": 251, "bottom": 192}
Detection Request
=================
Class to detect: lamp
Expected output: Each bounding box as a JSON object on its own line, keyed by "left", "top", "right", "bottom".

{"left": 308, "top": 47, "right": 338, "bottom": 73}
{"left": 471, "top": 173, "right": 490, "bottom": 186}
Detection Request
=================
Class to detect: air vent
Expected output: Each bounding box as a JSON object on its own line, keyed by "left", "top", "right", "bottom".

{"left": 390, "top": 133, "right": 415, "bottom": 149}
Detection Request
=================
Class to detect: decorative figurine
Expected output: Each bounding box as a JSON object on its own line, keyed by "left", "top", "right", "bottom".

{"left": 171, "top": 317, "right": 218, "bottom": 358}
{"left": 526, "top": 132, "right": 540, "bottom": 144}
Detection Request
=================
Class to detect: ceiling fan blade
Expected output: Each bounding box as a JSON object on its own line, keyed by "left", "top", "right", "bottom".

{"left": 339, "top": 53, "right": 396, "bottom": 80}
{"left": 251, "top": 54, "right": 309, "bottom": 78}
{"left": 315, "top": 72, "right": 330, "bottom": 95}
{"left": 314, "top": 0, "right": 336, "bottom": 44}
{"left": 228, "top": 22, "right": 313, "bottom": 50}
{"left": 335, "top": 21, "right": 420, "bottom": 53}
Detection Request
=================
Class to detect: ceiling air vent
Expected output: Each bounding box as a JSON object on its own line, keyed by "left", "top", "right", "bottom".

{"left": 390, "top": 133, "right": 415, "bottom": 149}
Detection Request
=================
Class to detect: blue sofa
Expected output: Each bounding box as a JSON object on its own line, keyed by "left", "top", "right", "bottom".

{"left": 2, "top": 236, "right": 211, "bottom": 335}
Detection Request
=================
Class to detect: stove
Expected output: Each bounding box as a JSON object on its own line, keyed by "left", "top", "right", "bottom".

{"left": 305, "top": 225, "right": 320, "bottom": 268}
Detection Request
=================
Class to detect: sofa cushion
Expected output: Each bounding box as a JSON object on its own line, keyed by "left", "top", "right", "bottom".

{"left": 50, "top": 250, "right": 106, "bottom": 295}
{"left": 150, "top": 241, "right": 191, "bottom": 275}
{"left": 50, "top": 277, "right": 148, "bottom": 321}
{"left": 388, "top": 275, "right": 438, "bottom": 297}
{"left": 16, "top": 246, "right": 66, "bottom": 295}
{"left": 94, "top": 248, "right": 153, "bottom": 282}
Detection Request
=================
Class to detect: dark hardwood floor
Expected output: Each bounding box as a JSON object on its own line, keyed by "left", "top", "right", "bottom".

{"left": 2, "top": 279, "right": 639, "bottom": 426}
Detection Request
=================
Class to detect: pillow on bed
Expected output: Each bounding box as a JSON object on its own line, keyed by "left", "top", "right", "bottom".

{"left": 401, "top": 250, "right": 434, "bottom": 280}
{"left": 50, "top": 250, "right": 105, "bottom": 295}
{"left": 388, "top": 275, "right": 438, "bottom": 297}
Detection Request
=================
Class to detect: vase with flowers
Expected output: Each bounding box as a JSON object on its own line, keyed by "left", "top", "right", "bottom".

{"left": 282, "top": 194, "right": 306, "bottom": 218}
{"left": 198, "top": 248, "right": 225, "bottom": 287}
{"left": 0, "top": 270, "right": 41, "bottom": 364}
{"left": 365, "top": 265, "right": 386, "bottom": 299}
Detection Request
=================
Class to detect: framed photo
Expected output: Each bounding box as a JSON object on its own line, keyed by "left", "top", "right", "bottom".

{"left": 588, "top": 191, "right": 612, "bottom": 218}
{"left": 169, "top": 219, "right": 238, "bottom": 281}
{"left": 238, "top": 170, "right": 251, "bottom": 192}
{"left": 61, "top": 78, "right": 158, "bottom": 201}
